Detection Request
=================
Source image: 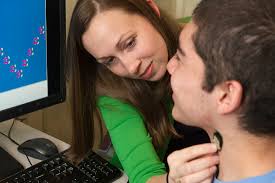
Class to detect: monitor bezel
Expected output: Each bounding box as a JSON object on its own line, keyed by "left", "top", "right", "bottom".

{"left": 0, "top": 0, "right": 66, "bottom": 122}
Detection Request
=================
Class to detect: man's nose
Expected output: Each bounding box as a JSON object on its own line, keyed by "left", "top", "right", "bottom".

{"left": 167, "top": 57, "right": 176, "bottom": 74}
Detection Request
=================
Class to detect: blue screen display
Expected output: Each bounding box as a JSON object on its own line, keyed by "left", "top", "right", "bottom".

{"left": 0, "top": 0, "right": 47, "bottom": 93}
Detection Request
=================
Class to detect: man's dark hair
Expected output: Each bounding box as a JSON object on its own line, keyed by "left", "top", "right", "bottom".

{"left": 192, "top": 0, "right": 275, "bottom": 136}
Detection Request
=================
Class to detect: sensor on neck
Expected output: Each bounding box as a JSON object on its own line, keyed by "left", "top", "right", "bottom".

{"left": 213, "top": 131, "right": 223, "bottom": 151}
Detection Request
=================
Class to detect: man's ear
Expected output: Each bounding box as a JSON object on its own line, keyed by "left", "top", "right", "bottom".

{"left": 216, "top": 80, "right": 243, "bottom": 114}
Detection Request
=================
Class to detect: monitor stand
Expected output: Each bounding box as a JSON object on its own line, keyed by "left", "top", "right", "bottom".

{"left": 0, "top": 146, "right": 24, "bottom": 180}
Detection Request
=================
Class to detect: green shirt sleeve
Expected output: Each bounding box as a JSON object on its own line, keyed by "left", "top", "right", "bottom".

{"left": 177, "top": 16, "right": 192, "bottom": 24}
{"left": 97, "top": 96, "right": 166, "bottom": 183}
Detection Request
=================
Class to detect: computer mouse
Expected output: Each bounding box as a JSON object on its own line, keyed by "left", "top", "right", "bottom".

{"left": 17, "top": 138, "right": 59, "bottom": 160}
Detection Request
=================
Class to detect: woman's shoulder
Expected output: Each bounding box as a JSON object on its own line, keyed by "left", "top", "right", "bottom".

{"left": 97, "top": 96, "right": 145, "bottom": 131}
{"left": 97, "top": 95, "right": 126, "bottom": 105}
{"left": 97, "top": 96, "right": 134, "bottom": 109}
{"left": 97, "top": 95, "right": 141, "bottom": 118}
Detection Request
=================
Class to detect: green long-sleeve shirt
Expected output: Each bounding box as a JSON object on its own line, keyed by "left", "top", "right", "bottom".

{"left": 97, "top": 96, "right": 173, "bottom": 183}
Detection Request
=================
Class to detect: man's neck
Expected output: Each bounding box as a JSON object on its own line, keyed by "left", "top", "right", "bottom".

{"left": 216, "top": 132, "right": 275, "bottom": 182}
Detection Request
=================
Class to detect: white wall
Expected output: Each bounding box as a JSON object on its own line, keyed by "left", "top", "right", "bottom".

{"left": 156, "top": 0, "right": 200, "bottom": 18}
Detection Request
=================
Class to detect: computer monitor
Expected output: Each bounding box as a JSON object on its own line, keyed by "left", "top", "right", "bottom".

{"left": 0, "top": 0, "right": 66, "bottom": 122}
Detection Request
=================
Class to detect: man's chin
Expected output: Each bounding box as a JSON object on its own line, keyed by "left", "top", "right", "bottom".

{"left": 172, "top": 110, "right": 188, "bottom": 124}
{"left": 172, "top": 111, "right": 197, "bottom": 126}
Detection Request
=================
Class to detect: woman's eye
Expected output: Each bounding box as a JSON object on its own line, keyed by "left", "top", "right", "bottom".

{"left": 126, "top": 37, "right": 136, "bottom": 50}
{"left": 103, "top": 57, "right": 115, "bottom": 66}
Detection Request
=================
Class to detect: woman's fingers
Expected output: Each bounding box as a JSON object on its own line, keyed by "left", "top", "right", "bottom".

{"left": 168, "top": 143, "right": 217, "bottom": 163}
{"left": 172, "top": 154, "right": 219, "bottom": 177}
{"left": 174, "top": 166, "right": 217, "bottom": 183}
{"left": 167, "top": 143, "right": 219, "bottom": 183}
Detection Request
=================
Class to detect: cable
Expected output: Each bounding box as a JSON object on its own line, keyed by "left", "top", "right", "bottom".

{"left": 7, "top": 118, "right": 20, "bottom": 145}
{"left": 12, "top": 118, "right": 32, "bottom": 166}
{"left": 0, "top": 119, "right": 20, "bottom": 145}
{"left": 8, "top": 118, "right": 17, "bottom": 138}
{"left": 0, "top": 118, "right": 33, "bottom": 166}
{"left": 22, "top": 149, "right": 33, "bottom": 166}
{"left": 0, "top": 131, "right": 14, "bottom": 142}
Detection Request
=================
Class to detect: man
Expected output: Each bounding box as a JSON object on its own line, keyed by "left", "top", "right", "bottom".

{"left": 167, "top": 0, "right": 275, "bottom": 182}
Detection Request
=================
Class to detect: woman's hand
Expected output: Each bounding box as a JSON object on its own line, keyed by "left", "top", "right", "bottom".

{"left": 167, "top": 143, "right": 219, "bottom": 183}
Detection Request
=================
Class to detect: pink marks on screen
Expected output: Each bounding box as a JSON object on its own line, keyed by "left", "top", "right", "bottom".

{"left": 27, "top": 47, "right": 34, "bottom": 56}
{"left": 10, "top": 64, "right": 17, "bottom": 73}
{"left": 16, "top": 69, "right": 23, "bottom": 78}
{"left": 22, "top": 59, "right": 29, "bottom": 67}
{"left": 3, "top": 56, "right": 11, "bottom": 65}
{"left": 1, "top": 24, "right": 46, "bottom": 79}
{"left": 39, "top": 26, "right": 45, "bottom": 35}
{"left": 33, "top": 37, "right": 40, "bottom": 45}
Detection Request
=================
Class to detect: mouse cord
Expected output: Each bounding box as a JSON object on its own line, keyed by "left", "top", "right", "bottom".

{"left": 8, "top": 118, "right": 20, "bottom": 145}
{"left": 0, "top": 118, "right": 33, "bottom": 166}
{"left": 0, "top": 118, "right": 20, "bottom": 145}
{"left": 22, "top": 149, "right": 33, "bottom": 166}
{"left": 10, "top": 118, "right": 32, "bottom": 166}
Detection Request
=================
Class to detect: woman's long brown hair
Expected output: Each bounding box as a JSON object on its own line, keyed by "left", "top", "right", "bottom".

{"left": 66, "top": 0, "right": 180, "bottom": 158}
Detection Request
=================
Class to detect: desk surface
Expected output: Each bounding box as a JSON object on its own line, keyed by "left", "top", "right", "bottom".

{"left": 0, "top": 120, "right": 70, "bottom": 168}
{"left": 0, "top": 120, "right": 128, "bottom": 183}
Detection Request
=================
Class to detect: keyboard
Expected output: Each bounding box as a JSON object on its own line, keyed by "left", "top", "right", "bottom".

{"left": 78, "top": 151, "right": 122, "bottom": 182}
{"left": 0, "top": 152, "right": 123, "bottom": 183}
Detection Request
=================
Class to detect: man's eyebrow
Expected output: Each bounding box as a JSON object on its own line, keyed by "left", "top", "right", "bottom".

{"left": 177, "top": 39, "right": 185, "bottom": 56}
{"left": 177, "top": 29, "right": 185, "bottom": 56}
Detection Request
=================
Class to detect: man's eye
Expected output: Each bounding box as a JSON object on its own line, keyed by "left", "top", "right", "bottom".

{"left": 174, "top": 54, "right": 180, "bottom": 61}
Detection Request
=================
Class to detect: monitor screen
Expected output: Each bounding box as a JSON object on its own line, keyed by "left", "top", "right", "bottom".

{"left": 0, "top": 0, "right": 66, "bottom": 122}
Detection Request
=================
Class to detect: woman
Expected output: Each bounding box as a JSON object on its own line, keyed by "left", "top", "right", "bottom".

{"left": 66, "top": 0, "right": 218, "bottom": 182}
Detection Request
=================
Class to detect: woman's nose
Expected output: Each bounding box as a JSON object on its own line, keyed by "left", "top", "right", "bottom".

{"left": 122, "top": 57, "right": 142, "bottom": 75}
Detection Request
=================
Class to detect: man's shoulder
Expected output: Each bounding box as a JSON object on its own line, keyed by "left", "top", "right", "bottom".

{"left": 212, "top": 170, "right": 275, "bottom": 183}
